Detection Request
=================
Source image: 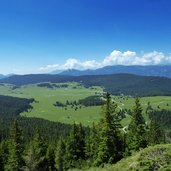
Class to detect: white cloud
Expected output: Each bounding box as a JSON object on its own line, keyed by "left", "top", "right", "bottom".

{"left": 39, "top": 50, "right": 171, "bottom": 72}
{"left": 102, "top": 50, "right": 137, "bottom": 66}
{"left": 165, "top": 53, "right": 171, "bottom": 63}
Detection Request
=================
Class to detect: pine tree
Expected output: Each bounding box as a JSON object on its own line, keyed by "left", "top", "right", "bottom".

{"left": 46, "top": 144, "right": 56, "bottom": 171}
{"left": 55, "top": 138, "right": 66, "bottom": 171}
{"left": 77, "top": 123, "right": 86, "bottom": 160}
{"left": 24, "top": 130, "right": 47, "bottom": 171}
{"left": 86, "top": 123, "right": 99, "bottom": 164}
{"left": 148, "top": 118, "right": 165, "bottom": 145}
{"left": 94, "top": 93, "right": 123, "bottom": 166}
{"left": 0, "top": 140, "right": 8, "bottom": 170}
{"left": 126, "top": 97, "right": 147, "bottom": 154}
{"left": 5, "top": 120, "right": 24, "bottom": 171}
{"left": 66, "top": 122, "right": 86, "bottom": 169}
{"left": 66, "top": 123, "right": 78, "bottom": 168}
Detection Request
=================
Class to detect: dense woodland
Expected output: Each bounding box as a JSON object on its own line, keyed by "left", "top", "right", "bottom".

{"left": 1, "top": 74, "right": 171, "bottom": 96}
{"left": 0, "top": 95, "right": 71, "bottom": 143}
{"left": 0, "top": 93, "right": 168, "bottom": 170}
{"left": 37, "top": 83, "right": 69, "bottom": 89}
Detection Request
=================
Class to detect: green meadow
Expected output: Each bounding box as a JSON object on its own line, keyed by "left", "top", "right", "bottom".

{"left": 0, "top": 82, "right": 171, "bottom": 126}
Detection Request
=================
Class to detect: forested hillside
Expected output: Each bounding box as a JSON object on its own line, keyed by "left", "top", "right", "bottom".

{"left": 1, "top": 74, "right": 171, "bottom": 96}
{"left": 0, "top": 93, "right": 170, "bottom": 170}
{"left": 0, "top": 95, "right": 71, "bottom": 142}
{"left": 0, "top": 95, "right": 34, "bottom": 118}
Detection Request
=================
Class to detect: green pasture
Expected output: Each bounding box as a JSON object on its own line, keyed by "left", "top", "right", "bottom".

{"left": 0, "top": 83, "right": 102, "bottom": 126}
{"left": 0, "top": 82, "right": 171, "bottom": 126}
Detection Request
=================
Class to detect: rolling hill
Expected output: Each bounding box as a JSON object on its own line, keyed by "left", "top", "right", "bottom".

{"left": 1, "top": 73, "right": 171, "bottom": 96}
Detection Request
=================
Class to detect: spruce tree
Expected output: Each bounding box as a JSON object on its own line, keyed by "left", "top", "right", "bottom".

{"left": 86, "top": 122, "right": 99, "bottom": 164}
{"left": 55, "top": 138, "right": 66, "bottom": 171}
{"left": 66, "top": 123, "right": 78, "bottom": 168}
{"left": 5, "top": 120, "right": 24, "bottom": 171}
{"left": 126, "top": 97, "right": 147, "bottom": 154}
{"left": 24, "top": 130, "right": 47, "bottom": 171}
{"left": 94, "top": 93, "right": 123, "bottom": 166}
{"left": 77, "top": 123, "right": 86, "bottom": 160}
{"left": 66, "top": 122, "right": 86, "bottom": 169}
{"left": 46, "top": 144, "right": 56, "bottom": 171}
{"left": 148, "top": 118, "right": 165, "bottom": 145}
{"left": 0, "top": 140, "right": 8, "bottom": 170}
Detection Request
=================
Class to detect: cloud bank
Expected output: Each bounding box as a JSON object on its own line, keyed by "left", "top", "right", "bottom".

{"left": 39, "top": 50, "right": 171, "bottom": 72}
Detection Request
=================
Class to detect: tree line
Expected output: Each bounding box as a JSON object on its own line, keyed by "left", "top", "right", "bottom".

{"left": 54, "top": 95, "right": 104, "bottom": 108}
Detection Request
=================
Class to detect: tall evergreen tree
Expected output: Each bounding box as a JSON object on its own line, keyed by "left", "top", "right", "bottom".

{"left": 77, "top": 123, "right": 86, "bottom": 160}
{"left": 148, "top": 118, "right": 165, "bottom": 145}
{"left": 126, "top": 97, "right": 147, "bottom": 154}
{"left": 5, "top": 120, "right": 24, "bottom": 171}
{"left": 66, "top": 122, "right": 79, "bottom": 168}
{"left": 94, "top": 93, "right": 123, "bottom": 166}
{"left": 55, "top": 138, "right": 66, "bottom": 171}
{"left": 86, "top": 122, "right": 99, "bottom": 164}
{"left": 46, "top": 144, "right": 56, "bottom": 171}
{"left": 24, "top": 130, "right": 47, "bottom": 171}
{"left": 66, "top": 122, "right": 86, "bottom": 169}
{"left": 0, "top": 140, "right": 8, "bottom": 170}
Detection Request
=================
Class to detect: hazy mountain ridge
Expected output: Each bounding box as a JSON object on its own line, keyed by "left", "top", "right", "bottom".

{"left": 0, "top": 74, "right": 5, "bottom": 79}
{"left": 0, "top": 73, "right": 15, "bottom": 79}
{"left": 57, "top": 65, "right": 171, "bottom": 78}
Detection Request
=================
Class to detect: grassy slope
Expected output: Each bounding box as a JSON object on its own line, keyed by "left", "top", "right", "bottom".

{"left": 70, "top": 144, "right": 171, "bottom": 171}
{"left": 0, "top": 82, "right": 171, "bottom": 126}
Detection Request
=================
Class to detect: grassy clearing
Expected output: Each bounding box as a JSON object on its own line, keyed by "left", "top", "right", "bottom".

{"left": 0, "top": 83, "right": 102, "bottom": 126}
{"left": 113, "top": 95, "right": 171, "bottom": 111}
{"left": 0, "top": 82, "right": 171, "bottom": 126}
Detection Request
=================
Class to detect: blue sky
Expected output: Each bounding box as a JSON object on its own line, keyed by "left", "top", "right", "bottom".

{"left": 0, "top": 0, "right": 171, "bottom": 74}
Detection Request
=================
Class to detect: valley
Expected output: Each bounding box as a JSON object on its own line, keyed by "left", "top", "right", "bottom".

{"left": 1, "top": 0, "right": 171, "bottom": 169}
{"left": 0, "top": 82, "right": 171, "bottom": 126}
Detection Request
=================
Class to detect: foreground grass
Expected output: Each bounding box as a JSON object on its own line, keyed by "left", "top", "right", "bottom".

{"left": 70, "top": 144, "right": 171, "bottom": 171}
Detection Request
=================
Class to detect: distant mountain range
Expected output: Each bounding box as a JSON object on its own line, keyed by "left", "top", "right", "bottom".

{"left": 0, "top": 74, "right": 4, "bottom": 79}
{"left": 1, "top": 73, "right": 171, "bottom": 96}
{"left": 2, "top": 65, "right": 171, "bottom": 79}
{"left": 0, "top": 74, "right": 15, "bottom": 79}
{"left": 56, "top": 65, "right": 171, "bottom": 78}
